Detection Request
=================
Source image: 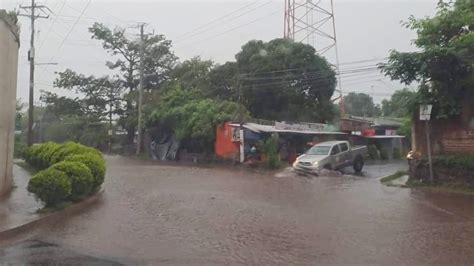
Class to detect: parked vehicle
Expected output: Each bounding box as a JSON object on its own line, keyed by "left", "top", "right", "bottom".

{"left": 292, "top": 141, "right": 367, "bottom": 174}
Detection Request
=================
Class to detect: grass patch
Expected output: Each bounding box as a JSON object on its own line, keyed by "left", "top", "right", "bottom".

{"left": 14, "top": 161, "right": 40, "bottom": 175}
{"left": 380, "top": 171, "right": 407, "bottom": 183}
{"left": 406, "top": 179, "right": 474, "bottom": 195}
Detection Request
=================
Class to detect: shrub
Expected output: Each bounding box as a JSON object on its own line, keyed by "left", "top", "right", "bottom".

{"left": 379, "top": 148, "right": 389, "bottom": 160}
{"left": 51, "top": 161, "right": 94, "bottom": 200}
{"left": 65, "top": 153, "right": 106, "bottom": 189}
{"left": 258, "top": 137, "right": 281, "bottom": 169}
{"left": 37, "top": 142, "right": 62, "bottom": 169}
{"left": 50, "top": 142, "right": 102, "bottom": 165}
{"left": 368, "top": 144, "right": 379, "bottom": 160}
{"left": 27, "top": 168, "right": 71, "bottom": 207}
{"left": 24, "top": 144, "right": 43, "bottom": 167}
{"left": 393, "top": 147, "right": 402, "bottom": 159}
{"left": 433, "top": 154, "right": 474, "bottom": 171}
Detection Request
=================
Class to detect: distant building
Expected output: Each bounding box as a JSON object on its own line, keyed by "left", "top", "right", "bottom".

{"left": 215, "top": 121, "right": 347, "bottom": 163}
{"left": 339, "top": 116, "right": 406, "bottom": 159}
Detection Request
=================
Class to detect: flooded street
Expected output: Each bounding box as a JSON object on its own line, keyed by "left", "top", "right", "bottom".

{"left": 2, "top": 156, "right": 474, "bottom": 265}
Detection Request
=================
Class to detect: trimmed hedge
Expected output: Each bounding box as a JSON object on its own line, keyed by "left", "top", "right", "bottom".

{"left": 50, "top": 141, "right": 103, "bottom": 165}
{"left": 51, "top": 161, "right": 94, "bottom": 200}
{"left": 27, "top": 168, "right": 72, "bottom": 207}
{"left": 24, "top": 142, "right": 106, "bottom": 207}
{"left": 65, "top": 153, "right": 106, "bottom": 190}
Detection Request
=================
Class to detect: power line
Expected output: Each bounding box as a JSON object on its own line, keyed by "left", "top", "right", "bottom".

{"left": 177, "top": 7, "right": 282, "bottom": 47}
{"left": 52, "top": 0, "right": 91, "bottom": 60}
{"left": 38, "top": 0, "right": 66, "bottom": 52}
{"left": 175, "top": 0, "right": 261, "bottom": 41}
{"left": 239, "top": 68, "right": 385, "bottom": 89}
{"left": 240, "top": 65, "right": 381, "bottom": 82}
{"left": 240, "top": 62, "right": 382, "bottom": 77}
{"left": 339, "top": 57, "right": 388, "bottom": 65}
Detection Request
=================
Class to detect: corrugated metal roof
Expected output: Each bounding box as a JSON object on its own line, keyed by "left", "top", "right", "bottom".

{"left": 365, "top": 135, "right": 405, "bottom": 139}
{"left": 229, "top": 123, "right": 347, "bottom": 135}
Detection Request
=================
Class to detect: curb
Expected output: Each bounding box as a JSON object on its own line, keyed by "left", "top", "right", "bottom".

{"left": 0, "top": 189, "right": 104, "bottom": 240}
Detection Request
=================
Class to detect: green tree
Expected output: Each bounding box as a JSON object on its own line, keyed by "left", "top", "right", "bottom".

{"left": 219, "top": 38, "right": 337, "bottom": 122}
{"left": 381, "top": 88, "right": 417, "bottom": 117}
{"left": 55, "top": 23, "right": 178, "bottom": 143}
{"left": 146, "top": 85, "right": 247, "bottom": 152}
{"left": 343, "top": 92, "right": 376, "bottom": 117}
{"left": 208, "top": 62, "right": 239, "bottom": 101}
{"left": 166, "top": 57, "right": 213, "bottom": 93}
{"left": 40, "top": 91, "right": 84, "bottom": 118}
{"left": 381, "top": 0, "right": 473, "bottom": 119}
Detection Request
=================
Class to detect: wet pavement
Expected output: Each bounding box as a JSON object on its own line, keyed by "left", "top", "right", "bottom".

{"left": 0, "top": 164, "right": 43, "bottom": 232}
{"left": 1, "top": 156, "right": 474, "bottom": 265}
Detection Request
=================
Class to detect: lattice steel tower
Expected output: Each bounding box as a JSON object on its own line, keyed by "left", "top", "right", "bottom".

{"left": 284, "top": 0, "right": 344, "bottom": 111}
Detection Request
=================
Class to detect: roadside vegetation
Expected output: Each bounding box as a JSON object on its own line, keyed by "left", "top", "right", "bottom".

{"left": 380, "top": 171, "right": 408, "bottom": 184}
{"left": 23, "top": 142, "right": 106, "bottom": 208}
{"left": 407, "top": 154, "right": 474, "bottom": 194}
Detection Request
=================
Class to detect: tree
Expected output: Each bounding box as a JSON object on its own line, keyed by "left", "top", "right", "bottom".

{"left": 381, "top": 0, "right": 473, "bottom": 119}
{"left": 213, "top": 38, "right": 337, "bottom": 122}
{"left": 166, "top": 57, "right": 213, "bottom": 93}
{"left": 208, "top": 62, "right": 239, "bottom": 101}
{"left": 40, "top": 91, "right": 84, "bottom": 118}
{"left": 53, "top": 71, "right": 121, "bottom": 122}
{"left": 55, "top": 23, "right": 178, "bottom": 143}
{"left": 343, "top": 92, "right": 376, "bottom": 117}
{"left": 381, "top": 88, "right": 417, "bottom": 117}
{"left": 146, "top": 85, "right": 247, "bottom": 152}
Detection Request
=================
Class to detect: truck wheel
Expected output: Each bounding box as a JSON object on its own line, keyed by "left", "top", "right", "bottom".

{"left": 353, "top": 157, "right": 364, "bottom": 173}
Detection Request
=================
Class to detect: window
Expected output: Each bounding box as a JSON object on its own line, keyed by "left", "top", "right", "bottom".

{"left": 339, "top": 143, "right": 349, "bottom": 152}
{"left": 469, "top": 116, "right": 474, "bottom": 129}
{"left": 306, "top": 146, "right": 331, "bottom": 155}
{"left": 331, "top": 145, "right": 340, "bottom": 155}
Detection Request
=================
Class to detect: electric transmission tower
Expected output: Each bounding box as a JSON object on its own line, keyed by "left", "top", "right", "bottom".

{"left": 284, "top": 0, "right": 344, "bottom": 115}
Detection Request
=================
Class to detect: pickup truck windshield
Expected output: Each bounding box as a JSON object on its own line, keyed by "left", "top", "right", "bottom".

{"left": 306, "top": 146, "right": 331, "bottom": 155}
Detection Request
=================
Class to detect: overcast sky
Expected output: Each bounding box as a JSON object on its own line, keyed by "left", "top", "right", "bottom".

{"left": 2, "top": 0, "right": 438, "bottom": 104}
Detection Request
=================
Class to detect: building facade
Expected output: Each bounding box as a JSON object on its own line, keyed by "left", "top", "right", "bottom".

{"left": 0, "top": 11, "right": 19, "bottom": 196}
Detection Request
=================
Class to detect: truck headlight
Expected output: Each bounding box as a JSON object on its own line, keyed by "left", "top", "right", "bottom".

{"left": 313, "top": 161, "right": 318, "bottom": 166}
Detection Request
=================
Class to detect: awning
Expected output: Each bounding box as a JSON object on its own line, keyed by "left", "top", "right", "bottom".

{"left": 364, "top": 135, "right": 405, "bottom": 139}
{"left": 229, "top": 123, "right": 347, "bottom": 135}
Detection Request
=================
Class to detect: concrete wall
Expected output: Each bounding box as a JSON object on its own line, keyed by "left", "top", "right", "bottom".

{"left": 0, "top": 15, "right": 19, "bottom": 196}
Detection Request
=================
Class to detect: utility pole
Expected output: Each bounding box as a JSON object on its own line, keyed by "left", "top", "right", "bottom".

{"left": 18, "top": 0, "right": 50, "bottom": 146}
{"left": 136, "top": 23, "right": 146, "bottom": 155}
{"left": 238, "top": 83, "right": 245, "bottom": 163}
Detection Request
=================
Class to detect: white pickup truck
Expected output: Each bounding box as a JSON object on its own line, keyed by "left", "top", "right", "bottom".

{"left": 292, "top": 141, "right": 367, "bottom": 174}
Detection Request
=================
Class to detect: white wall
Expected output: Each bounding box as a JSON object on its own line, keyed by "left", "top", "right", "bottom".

{"left": 0, "top": 15, "right": 19, "bottom": 196}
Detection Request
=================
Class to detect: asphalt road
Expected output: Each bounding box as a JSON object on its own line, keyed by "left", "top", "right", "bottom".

{"left": 1, "top": 156, "right": 474, "bottom": 265}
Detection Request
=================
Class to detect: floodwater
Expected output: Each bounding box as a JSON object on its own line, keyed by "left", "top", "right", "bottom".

{"left": 0, "top": 164, "right": 43, "bottom": 232}
{"left": 1, "top": 156, "right": 474, "bottom": 265}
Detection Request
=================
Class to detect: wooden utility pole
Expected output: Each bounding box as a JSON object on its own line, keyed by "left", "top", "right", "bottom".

{"left": 18, "top": 0, "right": 49, "bottom": 146}
{"left": 136, "top": 23, "right": 146, "bottom": 155}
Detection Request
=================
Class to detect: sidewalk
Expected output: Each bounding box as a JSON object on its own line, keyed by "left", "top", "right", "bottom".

{"left": 0, "top": 164, "right": 43, "bottom": 233}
